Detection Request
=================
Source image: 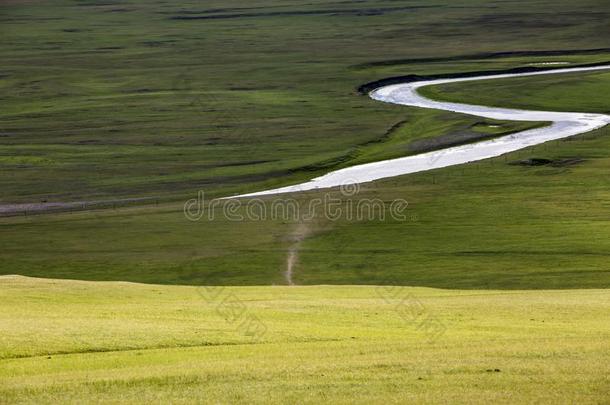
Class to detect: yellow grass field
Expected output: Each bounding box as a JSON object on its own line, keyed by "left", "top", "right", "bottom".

{"left": 1, "top": 276, "right": 609, "bottom": 404}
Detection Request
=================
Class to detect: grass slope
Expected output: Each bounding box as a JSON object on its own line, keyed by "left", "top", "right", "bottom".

{"left": 419, "top": 70, "right": 610, "bottom": 113}
{"left": 2, "top": 121, "right": 610, "bottom": 288}
{"left": 1, "top": 0, "right": 609, "bottom": 202}
{"left": 1, "top": 276, "right": 609, "bottom": 403}
{"left": 1, "top": 0, "right": 609, "bottom": 289}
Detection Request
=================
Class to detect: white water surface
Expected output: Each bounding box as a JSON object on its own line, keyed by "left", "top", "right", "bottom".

{"left": 230, "top": 65, "right": 610, "bottom": 198}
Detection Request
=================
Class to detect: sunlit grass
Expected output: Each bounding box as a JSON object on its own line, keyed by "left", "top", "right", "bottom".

{"left": 1, "top": 276, "right": 609, "bottom": 403}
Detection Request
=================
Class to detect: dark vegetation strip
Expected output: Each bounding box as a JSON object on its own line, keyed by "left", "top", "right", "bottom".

{"left": 353, "top": 48, "right": 610, "bottom": 69}
{"left": 160, "top": 7, "right": 275, "bottom": 15}
{"left": 0, "top": 341, "right": 257, "bottom": 361}
{"left": 0, "top": 197, "right": 160, "bottom": 218}
{"left": 170, "top": 6, "right": 441, "bottom": 20}
{"left": 288, "top": 120, "right": 409, "bottom": 173}
{"left": 357, "top": 61, "right": 610, "bottom": 95}
{"left": 0, "top": 169, "right": 294, "bottom": 217}
{"left": 407, "top": 121, "right": 549, "bottom": 154}
{"left": 0, "top": 337, "right": 348, "bottom": 361}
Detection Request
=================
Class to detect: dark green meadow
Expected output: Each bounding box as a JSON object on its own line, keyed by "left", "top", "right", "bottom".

{"left": 1, "top": 0, "right": 609, "bottom": 202}
{"left": 3, "top": 120, "right": 610, "bottom": 289}
{"left": 1, "top": 0, "right": 610, "bottom": 289}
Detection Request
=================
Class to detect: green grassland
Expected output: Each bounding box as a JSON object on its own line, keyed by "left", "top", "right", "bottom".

{"left": 1, "top": 0, "right": 610, "bottom": 202}
{"left": 2, "top": 114, "right": 610, "bottom": 289}
{"left": 1, "top": 0, "right": 610, "bottom": 288}
{"left": 419, "top": 70, "right": 610, "bottom": 113}
{"left": 2, "top": 1, "right": 610, "bottom": 402}
{"left": 1, "top": 276, "right": 609, "bottom": 403}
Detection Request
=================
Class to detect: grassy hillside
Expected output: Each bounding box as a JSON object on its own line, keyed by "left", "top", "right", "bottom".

{"left": 2, "top": 0, "right": 609, "bottom": 289}
{"left": 2, "top": 118, "right": 610, "bottom": 288}
{"left": 419, "top": 70, "right": 610, "bottom": 113}
{"left": 2, "top": 2, "right": 610, "bottom": 401}
{"left": 1, "top": 0, "right": 609, "bottom": 202}
{"left": 1, "top": 276, "right": 609, "bottom": 403}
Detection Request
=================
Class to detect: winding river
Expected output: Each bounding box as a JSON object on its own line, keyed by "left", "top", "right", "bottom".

{"left": 231, "top": 65, "right": 610, "bottom": 198}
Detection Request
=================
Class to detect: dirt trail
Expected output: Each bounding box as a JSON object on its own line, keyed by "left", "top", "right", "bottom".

{"left": 285, "top": 223, "right": 311, "bottom": 286}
